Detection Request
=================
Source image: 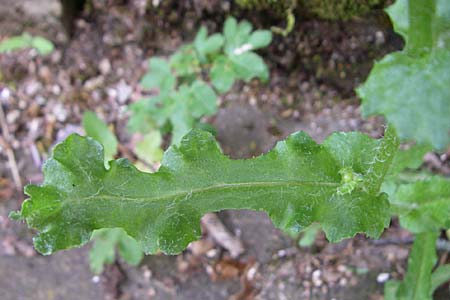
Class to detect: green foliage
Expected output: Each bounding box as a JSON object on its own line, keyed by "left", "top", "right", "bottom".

{"left": 82, "top": 111, "right": 118, "bottom": 164}
{"left": 392, "top": 177, "right": 450, "bottom": 233}
{"left": 8, "top": 2, "right": 450, "bottom": 293}
{"left": 380, "top": 142, "right": 450, "bottom": 300}
{"left": 298, "top": 223, "right": 321, "bottom": 247}
{"left": 140, "top": 58, "right": 175, "bottom": 93}
{"left": 386, "top": 233, "right": 438, "bottom": 300}
{"left": 135, "top": 130, "right": 164, "bottom": 165}
{"left": 0, "top": 33, "right": 54, "bottom": 55}
{"left": 431, "top": 264, "right": 450, "bottom": 293}
{"left": 82, "top": 111, "right": 144, "bottom": 273}
{"left": 358, "top": 0, "right": 450, "bottom": 150}
{"left": 128, "top": 16, "right": 272, "bottom": 148}
{"left": 12, "top": 126, "right": 398, "bottom": 255}
{"left": 89, "top": 228, "right": 143, "bottom": 274}
{"left": 130, "top": 80, "right": 217, "bottom": 145}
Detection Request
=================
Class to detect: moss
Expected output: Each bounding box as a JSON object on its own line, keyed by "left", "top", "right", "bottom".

{"left": 235, "top": 0, "right": 295, "bottom": 15}
{"left": 235, "top": 0, "right": 383, "bottom": 20}
{"left": 301, "top": 0, "right": 383, "bottom": 20}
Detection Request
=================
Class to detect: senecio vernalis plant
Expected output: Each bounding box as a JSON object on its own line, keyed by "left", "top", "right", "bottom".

{"left": 11, "top": 1, "right": 450, "bottom": 299}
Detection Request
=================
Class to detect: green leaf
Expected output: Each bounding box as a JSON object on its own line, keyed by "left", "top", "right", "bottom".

{"left": 384, "top": 280, "right": 401, "bottom": 300}
{"left": 230, "top": 52, "right": 269, "bottom": 82}
{"left": 169, "top": 45, "right": 200, "bottom": 79}
{"left": 0, "top": 33, "right": 54, "bottom": 55}
{"left": 140, "top": 58, "right": 175, "bottom": 92}
{"left": 135, "top": 131, "right": 164, "bottom": 164}
{"left": 381, "top": 144, "right": 431, "bottom": 200}
{"left": 211, "top": 55, "right": 236, "bottom": 93}
{"left": 89, "top": 228, "right": 143, "bottom": 274}
{"left": 223, "top": 16, "right": 272, "bottom": 55}
{"left": 358, "top": 0, "right": 450, "bottom": 150}
{"left": 396, "top": 232, "right": 438, "bottom": 300}
{"left": 0, "top": 34, "right": 31, "bottom": 53}
{"left": 431, "top": 264, "right": 450, "bottom": 293}
{"left": 388, "top": 144, "right": 430, "bottom": 175}
{"left": 357, "top": 50, "right": 450, "bottom": 150}
{"left": 223, "top": 17, "right": 238, "bottom": 45}
{"left": 298, "top": 223, "right": 321, "bottom": 247}
{"left": 14, "top": 126, "right": 398, "bottom": 255}
{"left": 188, "top": 80, "right": 217, "bottom": 118}
{"left": 248, "top": 30, "right": 272, "bottom": 50}
{"left": 194, "top": 26, "right": 224, "bottom": 62}
{"left": 218, "top": 16, "right": 272, "bottom": 86}
{"left": 386, "top": 0, "right": 450, "bottom": 50}
{"left": 82, "top": 111, "right": 118, "bottom": 164}
{"left": 130, "top": 81, "right": 217, "bottom": 144}
{"left": 392, "top": 176, "right": 450, "bottom": 233}
{"left": 31, "top": 36, "right": 54, "bottom": 55}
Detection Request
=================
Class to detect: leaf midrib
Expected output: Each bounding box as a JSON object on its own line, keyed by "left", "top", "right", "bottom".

{"left": 80, "top": 180, "right": 341, "bottom": 203}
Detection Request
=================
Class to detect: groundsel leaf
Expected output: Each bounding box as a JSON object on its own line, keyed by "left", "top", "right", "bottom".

{"left": 358, "top": 0, "right": 450, "bottom": 150}
{"left": 13, "top": 127, "right": 398, "bottom": 255}
{"left": 392, "top": 176, "right": 450, "bottom": 233}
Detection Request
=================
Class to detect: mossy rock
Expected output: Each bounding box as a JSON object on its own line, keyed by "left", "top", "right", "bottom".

{"left": 235, "top": 0, "right": 295, "bottom": 15}
{"left": 235, "top": 0, "right": 384, "bottom": 20}
{"left": 301, "top": 0, "right": 383, "bottom": 20}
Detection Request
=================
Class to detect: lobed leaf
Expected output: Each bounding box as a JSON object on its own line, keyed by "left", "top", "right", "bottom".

{"left": 13, "top": 127, "right": 398, "bottom": 255}
{"left": 194, "top": 26, "right": 224, "bottom": 62}
{"left": 392, "top": 176, "right": 450, "bottom": 233}
{"left": 128, "top": 80, "right": 217, "bottom": 144}
{"left": 89, "top": 228, "right": 143, "bottom": 274}
{"left": 169, "top": 45, "right": 200, "bottom": 79}
{"left": 211, "top": 55, "right": 236, "bottom": 93}
{"left": 358, "top": 0, "right": 450, "bottom": 150}
{"left": 140, "top": 58, "right": 175, "bottom": 92}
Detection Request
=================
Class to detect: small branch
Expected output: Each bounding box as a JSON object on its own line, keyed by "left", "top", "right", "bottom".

{"left": 201, "top": 213, "right": 245, "bottom": 258}
{"left": 371, "top": 237, "right": 450, "bottom": 252}
{"left": 0, "top": 104, "right": 22, "bottom": 190}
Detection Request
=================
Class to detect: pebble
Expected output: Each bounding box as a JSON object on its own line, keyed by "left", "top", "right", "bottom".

{"left": 376, "top": 272, "right": 390, "bottom": 283}
{"left": 116, "top": 80, "right": 132, "bottom": 104}
{"left": 99, "top": 58, "right": 111, "bottom": 75}
{"left": 375, "top": 31, "right": 385, "bottom": 45}
{"left": 0, "top": 88, "right": 11, "bottom": 104}
{"left": 6, "top": 110, "right": 20, "bottom": 124}
{"left": 52, "top": 102, "right": 68, "bottom": 122}
{"left": 25, "top": 80, "right": 42, "bottom": 96}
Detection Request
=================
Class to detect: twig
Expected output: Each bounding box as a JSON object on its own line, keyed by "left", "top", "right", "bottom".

{"left": 0, "top": 104, "right": 22, "bottom": 189}
{"left": 371, "top": 237, "right": 450, "bottom": 252}
{"left": 201, "top": 213, "right": 245, "bottom": 258}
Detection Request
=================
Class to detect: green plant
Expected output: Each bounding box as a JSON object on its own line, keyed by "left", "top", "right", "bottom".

{"left": 128, "top": 16, "right": 272, "bottom": 156}
{"left": 356, "top": 0, "right": 450, "bottom": 298}
{"left": 11, "top": 126, "right": 398, "bottom": 254}
{"left": 357, "top": 0, "right": 450, "bottom": 150}
{"left": 9, "top": 1, "right": 450, "bottom": 297}
{"left": 0, "top": 33, "right": 54, "bottom": 55}
{"left": 82, "top": 111, "right": 143, "bottom": 274}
